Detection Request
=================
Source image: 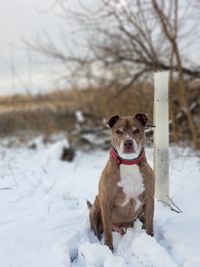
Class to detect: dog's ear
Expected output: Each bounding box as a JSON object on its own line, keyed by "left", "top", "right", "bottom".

{"left": 108, "top": 115, "right": 120, "bottom": 128}
{"left": 135, "top": 113, "right": 148, "bottom": 126}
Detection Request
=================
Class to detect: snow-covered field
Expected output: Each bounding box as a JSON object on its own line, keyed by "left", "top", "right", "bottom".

{"left": 0, "top": 138, "right": 199, "bottom": 267}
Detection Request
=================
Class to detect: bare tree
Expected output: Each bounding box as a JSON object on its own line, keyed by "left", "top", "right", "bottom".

{"left": 152, "top": 0, "right": 199, "bottom": 147}
{"left": 26, "top": 0, "right": 200, "bottom": 147}
{"left": 27, "top": 0, "right": 200, "bottom": 83}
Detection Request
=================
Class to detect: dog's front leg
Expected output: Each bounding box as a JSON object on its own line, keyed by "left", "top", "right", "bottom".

{"left": 100, "top": 198, "right": 113, "bottom": 251}
{"left": 143, "top": 172, "right": 155, "bottom": 236}
{"left": 144, "top": 195, "right": 154, "bottom": 236}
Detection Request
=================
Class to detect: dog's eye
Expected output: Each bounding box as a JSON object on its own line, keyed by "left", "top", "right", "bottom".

{"left": 133, "top": 128, "right": 140, "bottom": 134}
{"left": 116, "top": 128, "right": 123, "bottom": 134}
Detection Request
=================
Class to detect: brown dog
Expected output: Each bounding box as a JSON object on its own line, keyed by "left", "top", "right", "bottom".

{"left": 87, "top": 114, "right": 155, "bottom": 251}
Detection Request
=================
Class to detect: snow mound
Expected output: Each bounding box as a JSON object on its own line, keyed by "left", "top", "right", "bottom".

{"left": 0, "top": 142, "right": 199, "bottom": 267}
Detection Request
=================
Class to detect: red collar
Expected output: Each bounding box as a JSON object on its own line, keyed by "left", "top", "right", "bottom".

{"left": 110, "top": 146, "right": 145, "bottom": 165}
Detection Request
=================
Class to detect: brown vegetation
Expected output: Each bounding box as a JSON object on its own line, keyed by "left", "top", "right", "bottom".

{"left": 0, "top": 80, "right": 199, "bottom": 148}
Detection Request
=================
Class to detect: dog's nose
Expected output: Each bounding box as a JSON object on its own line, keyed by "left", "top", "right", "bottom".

{"left": 124, "top": 139, "right": 133, "bottom": 148}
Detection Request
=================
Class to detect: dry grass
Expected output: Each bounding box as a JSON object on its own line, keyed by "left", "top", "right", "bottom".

{"left": 0, "top": 83, "right": 153, "bottom": 116}
{"left": 0, "top": 109, "right": 76, "bottom": 137}
{"left": 0, "top": 81, "right": 199, "bottom": 141}
{"left": 0, "top": 83, "right": 154, "bottom": 136}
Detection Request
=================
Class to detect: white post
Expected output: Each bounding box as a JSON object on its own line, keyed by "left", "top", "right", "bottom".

{"left": 154, "top": 71, "right": 169, "bottom": 203}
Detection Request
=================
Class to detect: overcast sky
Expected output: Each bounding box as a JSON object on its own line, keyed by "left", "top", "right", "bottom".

{"left": 0, "top": 0, "right": 199, "bottom": 96}
{"left": 0, "top": 0, "right": 65, "bottom": 95}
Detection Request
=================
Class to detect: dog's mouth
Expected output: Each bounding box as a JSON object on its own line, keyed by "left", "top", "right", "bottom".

{"left": 123, "top": 146, "right": 135, "bottom": 154}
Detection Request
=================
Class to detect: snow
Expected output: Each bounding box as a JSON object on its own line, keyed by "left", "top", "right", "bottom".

{"left": 0, "top": 139, "right": 199, "bottom": 267}
{"left": 75, "top": 110, "right": 85, "bottom": 123}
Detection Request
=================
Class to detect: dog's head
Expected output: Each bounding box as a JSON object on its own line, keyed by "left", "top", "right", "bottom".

{"left": 108, "top": 114, "right": 148, "bottom": 159}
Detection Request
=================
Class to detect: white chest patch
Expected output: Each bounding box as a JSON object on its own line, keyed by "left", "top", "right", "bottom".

{"left": 117, "top": 164, "right": 144, "bottom": 210}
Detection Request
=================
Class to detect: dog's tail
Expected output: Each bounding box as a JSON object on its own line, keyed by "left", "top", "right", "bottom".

{"left": 86, "top": 200, "right": 92, "bottom": 209}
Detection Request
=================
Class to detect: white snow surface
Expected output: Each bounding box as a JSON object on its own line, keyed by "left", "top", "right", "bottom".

{"left": 0, "top": 139, "right": 199, "bottom": 267}
{"left": 75, "top": 110, "right": 85, "bottom": 123}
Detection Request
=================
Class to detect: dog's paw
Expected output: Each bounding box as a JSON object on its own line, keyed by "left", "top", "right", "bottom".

{"left": 105, "top": 241, "right": 114, "bottom": 252}
{"left": 146, "top": 228, "right": 154, "bottom": 237}
{"left": 109, "top": 244, "right": 114, "bottom": 252}
{"left": 119, "top": 226, "right": 127, "bottom": 235}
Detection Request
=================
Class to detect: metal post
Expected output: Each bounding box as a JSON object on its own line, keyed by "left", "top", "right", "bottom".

{"left": 154, "top": 71, "right": 169, "bottom": 203}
